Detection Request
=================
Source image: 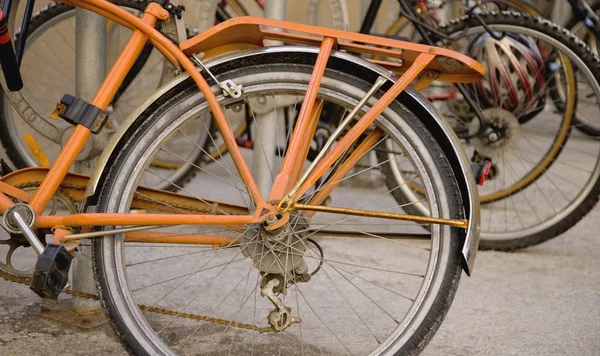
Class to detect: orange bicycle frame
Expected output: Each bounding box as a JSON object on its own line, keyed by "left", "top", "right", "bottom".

{"left": 0, "top": 0, "right": 484, "bottom": 243}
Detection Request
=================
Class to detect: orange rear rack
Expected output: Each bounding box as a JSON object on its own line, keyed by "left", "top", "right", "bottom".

{"left": 181, "top": 16, "right": 485, "bottom": 83}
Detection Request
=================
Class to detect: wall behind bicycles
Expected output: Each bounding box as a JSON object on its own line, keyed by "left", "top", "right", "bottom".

{"left": 237, "top": 0, "right": 403, "bottom": 33}
{"left": 19, "top": 0, "right": 596, "bottom": 34}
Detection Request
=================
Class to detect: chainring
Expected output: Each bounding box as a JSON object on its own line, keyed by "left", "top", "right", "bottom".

{"left": 0, "top": 185, "right": 77, "bottom": 280}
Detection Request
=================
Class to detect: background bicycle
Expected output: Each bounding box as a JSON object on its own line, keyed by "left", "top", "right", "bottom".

{"left": 341, "top": 0, "right": 600, "bottom": 251}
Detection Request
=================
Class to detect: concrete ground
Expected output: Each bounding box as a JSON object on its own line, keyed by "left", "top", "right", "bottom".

{"left": 0, "top": 207, "right": 598, "bottom": 356}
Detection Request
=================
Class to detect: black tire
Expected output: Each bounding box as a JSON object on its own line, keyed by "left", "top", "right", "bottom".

{"left": 93, "top": 52, "right": 466, "bottom": 355}
{"left": 441, "top": 12, "right": 600, "bottom": 251}
{"left": 559, "top": 3, "right": 600, "bottom": 137}
{"left": 564, "top": 3, "right": 600, "bottom": 50}
{"left": 0, "top": 0, "right": 207, "bottom": 190}
{"left": 0, "top": 0, "right": 145, "bottom": 169}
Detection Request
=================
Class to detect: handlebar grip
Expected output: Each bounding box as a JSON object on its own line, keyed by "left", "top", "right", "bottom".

{"left": 0, "top": 11, "right": 23, "bottom": 91}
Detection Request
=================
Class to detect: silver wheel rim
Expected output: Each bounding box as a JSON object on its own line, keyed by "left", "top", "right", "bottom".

{"left": 97, "top": 68, "right": 458, "bottom": 355}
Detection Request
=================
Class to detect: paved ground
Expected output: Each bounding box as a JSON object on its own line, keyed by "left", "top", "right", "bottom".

{"left": 0, "top": 207, "right": 598, "bottom": 356}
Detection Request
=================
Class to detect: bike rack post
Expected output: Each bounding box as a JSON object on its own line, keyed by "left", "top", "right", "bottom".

{"left": 253, "top": 0, "right": 286, "bottom": 198}
{"left": 70, "top": 8, "right": 106, "bottom": 315}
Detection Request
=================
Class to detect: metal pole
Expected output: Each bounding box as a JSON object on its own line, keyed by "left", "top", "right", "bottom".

{"left": 356, "top": 0, "right": 379, "bottom": 185}
{"left": 264, "top": 0, "right": 286, "bottom": 25}
{"left": 71, "top": 8, "right": 105, "bottom": 315}
{"left": 253, "top": 0, "right": 286, "bottom": 197}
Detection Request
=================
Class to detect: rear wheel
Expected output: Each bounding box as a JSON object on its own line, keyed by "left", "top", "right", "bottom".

{"left": 93, "top": 54, "right": 467, "bottom": 355}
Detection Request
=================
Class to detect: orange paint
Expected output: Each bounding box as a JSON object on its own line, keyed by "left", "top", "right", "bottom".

{"left": 305, "top": 128, "right": 383, "bottom": 209}
{"left": 144, "top": 2, "right": 169, "bottom": 21}
{"left": 53, "top": 227, "right": 71, "bottom": 245}
{"left": 180, "top": 17, "right": 485, "bottom": 80}
{"left": 0, "top": 168, "right": 251, "bottom": 216}
{"left": 287, "top": 99, "right": 324, "bottom": 193}
{"left": 0, "top": 191, "right": 14, "bottom": 214}
{"left": 269, "top": 38, "right": 335, "bottom": 201}
{"left": 0, "top": 181, "right": 32, "bottom": 202}
{"left": 124, "top": 231, "right": 236, "bottom": 246}
{"left": 91, "top": 9, "right": 158, "bottom": 110}
{"left": 414, "top": 71, "right": 438, "bottom": 91}
{"left": 36, "top": 213, "right": 260, "bottom": 228}
{"left": 28, "top": 126, "right": 91, "bottom": 214}
{"left": 298, "top": 53, "right": 435, "bottom": 195}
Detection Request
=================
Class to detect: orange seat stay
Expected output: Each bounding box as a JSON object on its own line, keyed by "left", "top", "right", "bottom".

{"left": 180, "top": 16, "right": 485, "bottom": 83}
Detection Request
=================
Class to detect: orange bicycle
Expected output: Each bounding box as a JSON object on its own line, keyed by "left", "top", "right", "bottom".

{"left": 0, "top": 0, "right": 484, "bottom": 354}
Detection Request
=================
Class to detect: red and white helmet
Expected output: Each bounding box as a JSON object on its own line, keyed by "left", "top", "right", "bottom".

{"left": 468, "top": 33, "right": 546, "bottom": 116}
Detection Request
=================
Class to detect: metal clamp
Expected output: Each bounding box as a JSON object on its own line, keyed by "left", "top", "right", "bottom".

{"left": 49, "top": 94, "right": 109, "bottom": 134}
{"left": 192, "top": 53, "right": 242, "bottom": 98}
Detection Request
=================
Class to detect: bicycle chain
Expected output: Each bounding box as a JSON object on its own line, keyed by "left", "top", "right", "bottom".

{"left": 0, "top": 271, "right": 275, "bottom": 333}
{"left": 0, "top": 181, "right": 275, "bottom": 333}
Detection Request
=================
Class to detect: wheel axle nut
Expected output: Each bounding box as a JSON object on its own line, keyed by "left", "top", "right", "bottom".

{"left": 265, "top": 215, "right": 278, "bottom": 225}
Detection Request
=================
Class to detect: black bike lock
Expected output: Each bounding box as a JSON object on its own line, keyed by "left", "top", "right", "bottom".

{"left": 0, "top": 10, "right": 23, "bottom": 91}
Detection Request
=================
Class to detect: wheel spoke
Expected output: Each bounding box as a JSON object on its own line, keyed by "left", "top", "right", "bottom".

{"left": 92, "top": 60, "right": 466, "bottom": 355}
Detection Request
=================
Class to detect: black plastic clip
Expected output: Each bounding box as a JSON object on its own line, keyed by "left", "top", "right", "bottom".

{"left": 151, "top": 0, "right": 185, "bottom": 19}
{"left": 30, "top": 244, "right": 73, "bottom": 299}
{"left": 49, "top": 94, "right": 109, "bottom": 134}
{"left": 164, "top": 2, "right": 185, "bottom": 19}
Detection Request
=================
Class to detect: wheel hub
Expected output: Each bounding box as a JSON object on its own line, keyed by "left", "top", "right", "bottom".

{"left": 472, "top": 108, "right": 520, "bottom": 161}
{"left": 240, "top": 213, "right": 310, "bottom": 280}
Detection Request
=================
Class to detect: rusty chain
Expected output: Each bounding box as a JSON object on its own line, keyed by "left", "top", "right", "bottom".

{"left": 0, "top": 181, "right": 275, "bottom": 333}
{"left": 0, "top": 270, "right": 275, "bottom": 333}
